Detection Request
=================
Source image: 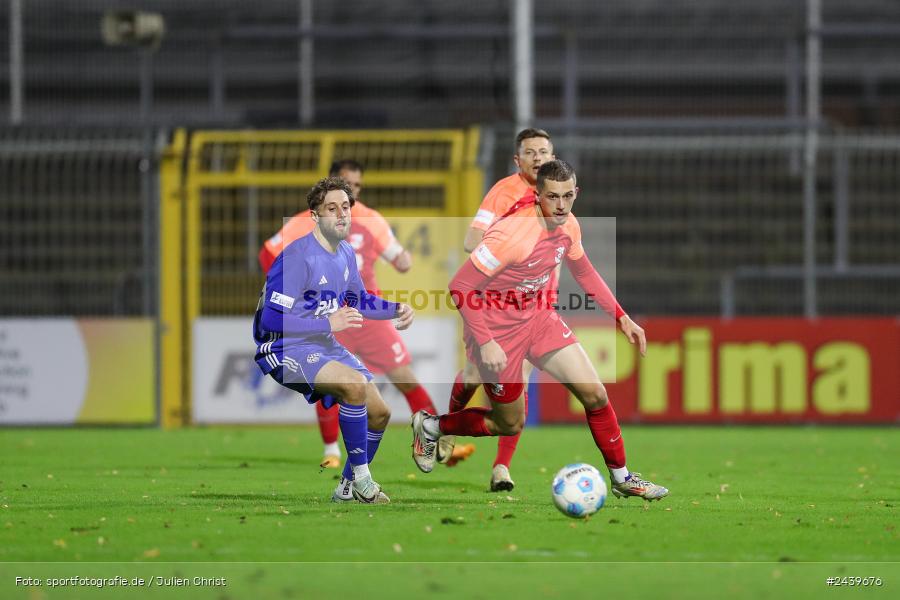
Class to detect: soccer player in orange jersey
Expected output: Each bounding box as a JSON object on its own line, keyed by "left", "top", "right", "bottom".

{"left": 440, "top": 128, "right": 555, "bottom": 491}
{"left": 260, "top": 160, "right": 467, "bottom": 469}
{"left": 412, "top": 160, "right": 669, "bottom": 501}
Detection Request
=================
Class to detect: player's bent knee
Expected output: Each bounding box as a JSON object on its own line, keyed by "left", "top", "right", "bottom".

{"left": 492, "top": 408, "right": 525, "bottom": 435}
{"left": 368, "top": 402, "right": 391, "bottom": 428}
{"left": 495, "top": 418, "right": 524, "bottom": 436}
{"left": 337, "top": 379, "right": 369, "bottom": 406}
{"left": 368, "top": 407, "right": 390, "bottom": 429}
{"left": 576, "top": 382, "right": 608, "bottom": 410}
{"left": 364, "top": 386, "right": 391, "bottom": 428}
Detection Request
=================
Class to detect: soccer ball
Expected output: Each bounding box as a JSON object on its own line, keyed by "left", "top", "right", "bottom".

{"left": 551, "top": 463, "right": 607, "bottom": 518}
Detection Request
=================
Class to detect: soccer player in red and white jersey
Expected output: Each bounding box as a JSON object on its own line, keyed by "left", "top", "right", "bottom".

{"left": 412, "top": 160, "right": 669, "bottom": 501}
{"left": 440, "top": 128, "right": 555, "bottom": 491}
{"left": 260, "top": 160, "right": 471, "bottom": 469}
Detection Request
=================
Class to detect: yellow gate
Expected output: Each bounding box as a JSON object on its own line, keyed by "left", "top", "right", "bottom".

{"left": 160, "top": 128, "right": 483, "bottom": 425}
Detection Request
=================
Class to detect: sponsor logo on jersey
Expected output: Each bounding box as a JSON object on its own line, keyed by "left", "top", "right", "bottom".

{"left": 306, "top": 353, "right": 321, "bottom": 364}
{"left": 516, "top": 273, "right": 550, "bottom": 294}
{"left": 269, "top": 291, "right": 296, "bottom": 309}
{"left": 490, "top": 383, "right": 504, "bottom": 396}
{"left": 344, "top": 266, "right": 349, "bottom": 281}
{"left": 314, "top": 298, "right": 340, "bottom": 317}
{"left": 555, "top": 246, "right": 565, "bottom": 264}
{"left": 318, "top": 275, "right": 328, "bottom": 285}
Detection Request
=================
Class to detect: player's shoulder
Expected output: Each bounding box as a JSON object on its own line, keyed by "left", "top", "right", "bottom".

{"left": 560, "top": 213, "right": 582, "bottom": 236}
{"left": 283, "top": 232, "right": 316, "bottom": 256}
{"left": 481, "top": 211, "right": 539, "bottom": 255}
{"left": 489, "top": 173, "right": 529, "bottom": 197}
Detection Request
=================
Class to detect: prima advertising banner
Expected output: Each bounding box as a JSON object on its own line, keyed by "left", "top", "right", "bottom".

{"left": 537, "top": 318, "right": 900, "bottom": 424}
{"left": 0, "top": 319, "right": 155, "bottom": 425}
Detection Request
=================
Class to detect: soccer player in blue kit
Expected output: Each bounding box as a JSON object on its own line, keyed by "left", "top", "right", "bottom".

{"left": 253, "top": 176, "right": 415, "bottom": 504}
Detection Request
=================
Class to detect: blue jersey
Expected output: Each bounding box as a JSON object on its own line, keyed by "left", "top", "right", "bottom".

{"left": 253, "top": 232, "right": 398, "bottom": 375}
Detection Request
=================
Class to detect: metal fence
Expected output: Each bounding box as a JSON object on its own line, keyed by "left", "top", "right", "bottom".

{"left": 0, "top": 128, "right": 897, "bottom": 320}
{"left": 0, "top": 127, "right": 163, "bottom": 316}
{"left": 492, "top": 129, "right": 900, "bottom": 316}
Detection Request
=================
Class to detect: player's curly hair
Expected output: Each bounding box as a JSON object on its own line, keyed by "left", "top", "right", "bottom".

{"left": 536, "top": 160, "right": 576, "bottom": 191}
{"left": 307, "top": 176, "right": 355, "bottom": 212}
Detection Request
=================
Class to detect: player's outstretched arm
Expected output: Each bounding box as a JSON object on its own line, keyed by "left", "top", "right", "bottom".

{"left": 566, "top": 254, "right": 626, "bottom": 320}
{"left": 565, "top": 254, "right": 646, "bottom": 357}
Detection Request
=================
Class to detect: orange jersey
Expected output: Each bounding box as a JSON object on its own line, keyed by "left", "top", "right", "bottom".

{"left": 468, "top": 201, "right": 584, "bottom": 333}
{"left": 470, "top": 173, "right": 535, "bottom": 231}
{"left": 260, "top": 201, "right": 403, "bottom": 293}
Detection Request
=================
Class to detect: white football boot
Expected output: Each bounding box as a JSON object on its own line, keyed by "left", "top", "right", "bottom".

{"left": 351, "top": 475, "right": 390, "bottom": 504}
{"left": 610, "top": 472, "right": 669, "bottom": 501}
{"left": 410, "top": 410, "right": 439, "bottom": 473}
{"left": 490, "top": 464, "right": 515, "bottom": 492}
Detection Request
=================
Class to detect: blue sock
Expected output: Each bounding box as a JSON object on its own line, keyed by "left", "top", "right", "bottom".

{"left": 338, "top": 404, "right": 368, "bottom": 479}
{"left": 342, "top": 427, "right": 385, "bottom": 480}
{"left": 366, "top": 428, "right": 385, "bottom": 464}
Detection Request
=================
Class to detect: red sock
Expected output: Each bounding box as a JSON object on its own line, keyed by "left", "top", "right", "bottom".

{"left": 439, "top": 407, "right": 493, "bottom": 437}
{"left": 448, "top": 370, "right": 477, "bottom": 413}
{"left": 404, "top": 385, "right": 437, "bottom": 415}
{"left": 493, "top": 390, "right": 528, "bottom": 468}
{"left": 585, "top": 402, "right": 626, "bottom": 469}
{"left": 316, "top": 402, "right": 340, "bottom": 445}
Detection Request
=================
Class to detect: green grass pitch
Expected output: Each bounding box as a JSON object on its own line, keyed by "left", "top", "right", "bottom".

{"left": 1, "top": 426, "right": 897, "bottom": 599}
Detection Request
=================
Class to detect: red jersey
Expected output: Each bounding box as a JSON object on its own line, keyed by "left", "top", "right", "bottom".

{"left": 260, "top": 201, "right": 403, "bottom": 294}
{"left": 467, "top": 201, "right": 584, "bottom": 336}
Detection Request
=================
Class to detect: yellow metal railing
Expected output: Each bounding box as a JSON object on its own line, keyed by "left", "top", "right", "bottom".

{"left": 160, "top": 128, "right": 483, "bottom": 425}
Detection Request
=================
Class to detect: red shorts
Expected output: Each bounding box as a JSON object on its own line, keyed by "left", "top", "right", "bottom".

{"left": 465, "top": 310, "right": 578, "bottom": 403}
{"left": 335, "top": 318, "right": 410, "bottom": 374}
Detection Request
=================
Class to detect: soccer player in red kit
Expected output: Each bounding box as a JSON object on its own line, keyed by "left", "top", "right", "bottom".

{"left": 411, "top": 160, "right": 669, "bottom": 501}
{"left": 260, "top": 160, "right": 473, "bottom": 468}
{"left": 443, "top": 127, "right": 555, "bottom": 491}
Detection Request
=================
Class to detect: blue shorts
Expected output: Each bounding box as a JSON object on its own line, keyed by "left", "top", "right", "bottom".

{"left": 270, "top": 340, "right": 372, "bottom": 404}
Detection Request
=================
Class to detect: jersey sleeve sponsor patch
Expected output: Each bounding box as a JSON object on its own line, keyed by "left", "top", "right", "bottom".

{"left": 381, "top": 240, "right": 404, "bottom": 261}
{"left": 473, "top": 243, "right": 501, "bottom": 271}
{"left": 269, "top": 290, "right": 296, "bottom": 309}
{"left": 473, "top": 209, "right": 495, "bottom": 225}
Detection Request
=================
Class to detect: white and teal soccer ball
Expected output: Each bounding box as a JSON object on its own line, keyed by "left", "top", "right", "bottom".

{"left": 551, "top": 463, "right": 607, "bottom": 518}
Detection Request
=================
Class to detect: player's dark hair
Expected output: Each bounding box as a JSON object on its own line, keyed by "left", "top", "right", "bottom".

{"left": 307, "top": 176, "right": 355, "bottom": 211}
{"left": 329, "top": 159, "right": 365, "bottom": 176}
{"left": 515, "top": 127, "right": 552, "bottom": 153}
{"left": 536, "top": 160, "right": 576, "bottom": 191}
